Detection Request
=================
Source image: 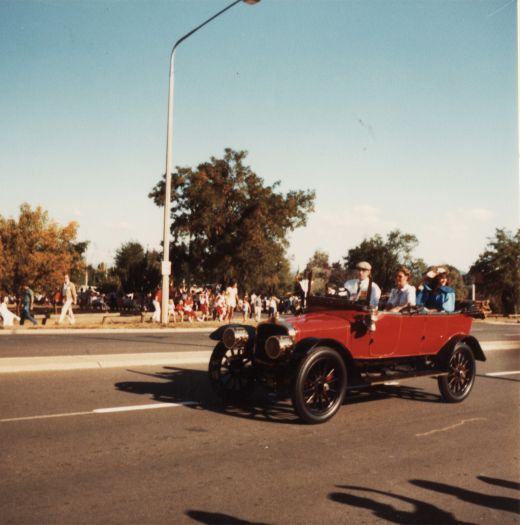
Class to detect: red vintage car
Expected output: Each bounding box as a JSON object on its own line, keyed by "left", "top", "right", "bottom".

{"left": 208, "top": 296, "right": 486, "bottom": 424}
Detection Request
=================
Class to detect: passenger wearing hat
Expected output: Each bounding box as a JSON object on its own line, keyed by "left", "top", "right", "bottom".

{"left": 416, "top": 267, "right": 455, "bottom": 312}
{"left": 343, "top": 261, "right": 381, "bottom": 309}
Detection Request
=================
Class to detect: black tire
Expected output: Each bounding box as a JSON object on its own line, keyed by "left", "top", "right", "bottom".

{"left": 292, "top": 346, "right": 347, "bottom": 424}
{"left": 208, "top": 342, "right": 255, "bottom": 402}
{"left": 438, "top": 342, "right": 476, "bottom": 403}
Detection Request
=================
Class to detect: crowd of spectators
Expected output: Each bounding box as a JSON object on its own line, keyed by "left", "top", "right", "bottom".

{"left": 149, "top": 282, "right": 302, "bottom": 324}
{"left": 1, "top": 264, "right": 460, "bottom": 328}
{"left": 0, "top": 279, "right": 304, "bottom": 327}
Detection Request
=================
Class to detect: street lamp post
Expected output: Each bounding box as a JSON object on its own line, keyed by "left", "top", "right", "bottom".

{"left": 161, "top": 0, "right": 260, "bottom": 323}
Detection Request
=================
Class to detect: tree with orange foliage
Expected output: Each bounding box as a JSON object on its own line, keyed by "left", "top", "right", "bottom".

{"left": 0, "top": 204, "right": 87, "bottom": 296}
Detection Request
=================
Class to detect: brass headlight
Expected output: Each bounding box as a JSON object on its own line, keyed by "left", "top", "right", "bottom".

{"left": 265, "top": 335, "right": 294, "bottom": 360}
{"left": 222, "top": 326, "right": 249, "bottom": 349}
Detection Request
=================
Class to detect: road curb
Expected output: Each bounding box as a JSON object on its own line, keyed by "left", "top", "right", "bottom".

{"left": 0, "top": 351, "right": 213, "bottom": 373}
{"left": 0, "top": 341, "right": 516, "bottom": 374}
{"left": 0, "top": 327, "right": 214, "bottom": 336}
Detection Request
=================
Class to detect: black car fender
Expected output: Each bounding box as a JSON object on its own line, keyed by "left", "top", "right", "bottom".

{"left": 209, "top": 323, "right": 256, "bottom": 342}
{"left": 436, "top": 334, "right": 486, "bottom": 366}
{"left": 291, "top": 337, "right": 359, "bottom": 382}
{"left": 209, "top": 324, "right": 257, "bottom": 355}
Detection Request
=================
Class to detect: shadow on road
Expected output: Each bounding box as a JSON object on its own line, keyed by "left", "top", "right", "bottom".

{"left": 410, "top": 479, "right": 520, "bottom": 515}
{"left": 347, "top": 383, "right": 441, "bottom": 405}
{"left": 329, "top": 476, "right": 520, "bottom": 524}
{"left": 185, "top": 510, "right": 270, "bottom": 525}
{"left": 329, "top": 484, "right": 472, "bottom": 524}
{"left": 477, "top": 475, "right": 520, "bottom": 491}
{"left": 115, "top": 366, "right": 443, "bottom": 425}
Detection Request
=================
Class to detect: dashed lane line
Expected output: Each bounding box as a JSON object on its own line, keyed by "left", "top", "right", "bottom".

{"left": 485, "top": 370, "right": 520, "bottom": 377}
{"left": 0, "top": 401, "right": 198, "bottom": 423}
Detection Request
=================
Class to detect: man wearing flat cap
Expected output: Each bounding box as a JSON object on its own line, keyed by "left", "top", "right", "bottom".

{"left": 344, "top": 261, "right": 381, "bottom": 309}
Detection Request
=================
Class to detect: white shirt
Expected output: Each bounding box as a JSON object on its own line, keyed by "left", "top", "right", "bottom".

{"left": 387, "top": 284, "right": 416, "bottom": 308}
{"left": 226, "top": 286, "right": 238, "bottom": 308}
{"left": 344, "top": 278, "right": 381, "bottom": 308}
{"left": 0, "top": 301, "right": 17, "bottom": 326}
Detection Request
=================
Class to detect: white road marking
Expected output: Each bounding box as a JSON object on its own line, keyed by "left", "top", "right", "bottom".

{"left": 0, "top": 401, "right": 198, "bottom": 423}
{"left": 481, "top": 341, "right": 519, "bottom": 351}
{"left": 485, "top": 370, "right": 520, "bottom": 377}
{"left": 0, "top": 411, "right": 92, "bottom": 423}
{"left": 416, "top": 417, "right": 487, "bottom": 437}
{"left": 93, "top": 401, "right": 198, "bottom": 413}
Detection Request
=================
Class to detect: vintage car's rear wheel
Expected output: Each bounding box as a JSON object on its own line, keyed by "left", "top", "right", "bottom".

{"left": 208, "top": 342, "right": 255, "bottom": 401}
{"left": 292, "top": 346, "right": 347, "bottom": 424}
{"left": 438, "top": 342, "right": 476, "bottom": 403}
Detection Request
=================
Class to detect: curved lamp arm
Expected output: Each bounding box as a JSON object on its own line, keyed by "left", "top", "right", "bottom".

{"left": 161, "top": 0, "right": 261, "bottom": 323}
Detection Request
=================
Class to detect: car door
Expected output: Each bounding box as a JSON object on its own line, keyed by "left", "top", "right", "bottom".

{"left": 421, "top": 313, "right": 448, "bottom": 355}
{"left": 368, "top": 312, "right": 402, "bottom": 358}
{"left": 395, "top": 312, "right": 428, "bottom": 356}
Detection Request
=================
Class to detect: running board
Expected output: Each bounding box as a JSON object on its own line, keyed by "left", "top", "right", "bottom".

{"left": 353, "top": 369, "right": 448, "bottom": 387}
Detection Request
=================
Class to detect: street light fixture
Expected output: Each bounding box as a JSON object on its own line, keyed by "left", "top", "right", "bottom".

{"left": 160, "top": 0, "right": 260, "bottom": 323}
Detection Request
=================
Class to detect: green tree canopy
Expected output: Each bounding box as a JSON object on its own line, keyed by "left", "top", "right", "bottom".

{"left": 0, "top": 204, "right": 87, "bottom": 295}
{"left": 469, "top": 228, "right": 520, "bottom": 314}
{"left": 113, "top": 242, "right": 161, "bottom": 296}
{"left": 343, "top": 230, "right": 422, "bottom": 292}
{"left": 149, "top": 149, "right": 315, "bottom": 294}
{"left": 304, "top": 250, "right": 331, "bottom": 295}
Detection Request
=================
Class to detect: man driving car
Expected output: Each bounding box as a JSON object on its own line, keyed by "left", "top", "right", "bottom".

{"left": 344, "top": 261, "right": 381, "bottom": 309}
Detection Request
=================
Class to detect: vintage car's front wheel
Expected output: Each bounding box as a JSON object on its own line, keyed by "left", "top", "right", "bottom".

{"left": 292, "top": 346, "right": 347, "bottom": 424}
{"left": 208, "top": 342, "right": 255, "bottom": 401}
{"left": 438, "top": 342, "right": 476, "bottom": 403}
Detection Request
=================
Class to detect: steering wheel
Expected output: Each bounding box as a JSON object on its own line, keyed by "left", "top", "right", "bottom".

{"left": 400, "top": 305, "right": 421, "bottom": 315}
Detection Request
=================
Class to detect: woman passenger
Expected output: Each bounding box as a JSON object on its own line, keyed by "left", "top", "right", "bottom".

{"left": 385, "top": 266, "right": 416, "bottom": 312}
{"left": 416, "top": 268, "right": 455, "bottom": 313}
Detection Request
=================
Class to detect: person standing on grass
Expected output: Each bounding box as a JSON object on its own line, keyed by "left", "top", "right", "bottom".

{"left": 20, "top": 283, "right": 38, "bottom": 326}
{"left": 225, "top": 282, "right": 238, "bottom": 322}
{"left": 58, "top": 274, "right": 77, "bottom": 325}
{"left": 152, "top": 287, "right": 162, "bottom": 322}
{"left": 0, "top": 296, "right": 21, "bottom": 326}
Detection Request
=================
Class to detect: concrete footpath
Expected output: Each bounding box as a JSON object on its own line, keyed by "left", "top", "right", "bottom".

{"left": 0, "top": 326, "right": 214, "bottom": 373}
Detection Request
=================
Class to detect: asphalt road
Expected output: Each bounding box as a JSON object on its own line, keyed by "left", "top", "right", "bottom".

{"left": 0, "top": 323, "right": 519, "bottom": 524}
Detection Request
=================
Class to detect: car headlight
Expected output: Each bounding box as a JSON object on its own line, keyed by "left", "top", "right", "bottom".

{"left": 265, "top": 335, "right": 294, "bottom": 360}
{"left": 222, "top": 326, "right": 249, "bottom": 349}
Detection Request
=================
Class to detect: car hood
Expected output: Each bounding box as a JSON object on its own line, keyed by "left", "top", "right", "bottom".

{"left": 284, "top": 311, "right": 355, "bottom": 346}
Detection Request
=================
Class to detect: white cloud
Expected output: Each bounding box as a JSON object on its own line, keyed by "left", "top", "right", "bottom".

{"left": 416, "top": 208, "right": 496, "bottom": 271}
{"left": 289, "top": 205, "right": 498, "bottom": 273}
{"left": 288, "top": 204, "right": 397, "bottom": 269}
{"left": 113, "top": 221, "right": 133, "bottom": 231}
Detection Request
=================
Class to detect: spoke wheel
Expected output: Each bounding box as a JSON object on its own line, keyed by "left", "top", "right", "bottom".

{"left": 208, "top": 342, "right": 255, "bottom": 401}
{"left": 292, "top": 347, "right": 347, "bottom": 424}
{"left": 438, "top": 342, "right": 476, "bottom": 403}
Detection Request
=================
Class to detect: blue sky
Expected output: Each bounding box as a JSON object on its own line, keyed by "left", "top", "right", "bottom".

{"left": 1, "top": 0, "right": 517, "bottom": 273}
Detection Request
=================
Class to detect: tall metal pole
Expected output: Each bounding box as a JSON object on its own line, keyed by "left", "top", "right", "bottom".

{"left": 160, "top": 0, "right": 260, "bottom": 323}
{"left": 517, "top": 0, "right": 520, "bottom": 227}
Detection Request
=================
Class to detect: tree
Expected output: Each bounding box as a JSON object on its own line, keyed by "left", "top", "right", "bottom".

{"left": 343, "top": 230, "right": 421, "bottom": 292}
{"left": 469, "top": 228, "right": 520, "bottom": 314}
{"left": 113, "top": 242, "right": 161, "bottom": 297}
{"left": 329, "top": 261, "right": 348, "bottom": 289}
{"left": 84, "top": 263, "right": 121, "bottom": 295}
{"left": 304, "top": 250, "right": 331, "bottom": 295}
{"left": 0, "top": 204, "right": 87, "bottom": 295}
{"left": 149, "top": 149, "right": 315, "bottom": 294}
